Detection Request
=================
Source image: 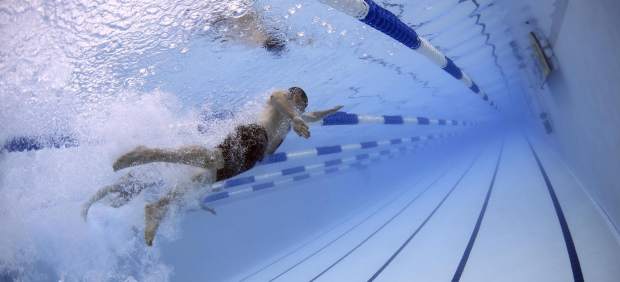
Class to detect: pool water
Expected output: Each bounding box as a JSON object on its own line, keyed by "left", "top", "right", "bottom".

{"left": 1, "top": 0, "right": 619, "bottom": 281}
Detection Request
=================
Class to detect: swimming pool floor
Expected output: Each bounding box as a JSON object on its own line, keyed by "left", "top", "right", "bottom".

{"left": 232, "top": 133, "right": 620, "bottom": 282}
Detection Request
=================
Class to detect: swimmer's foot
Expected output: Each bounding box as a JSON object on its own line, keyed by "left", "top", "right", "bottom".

{"left": 81, "top": 185, "right": 117, "bottom": 221}
{"left": 81, "top": 202, "right": 91, "bottom": 221}
{"left": 203, "top": 205, "right": 217, "bottom": 215}
{"left": 113, "top": 146, "right": 149, "bottom": 171}
{"left": 144, "top": 201, "right": 169, "bottom": 246}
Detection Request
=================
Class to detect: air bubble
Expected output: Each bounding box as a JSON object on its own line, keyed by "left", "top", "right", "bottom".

{"left": 160, "top": 15, "right": 174, "bottom": 26}
{"left": 145, "top": 6, "right": 160, "bottom": 15}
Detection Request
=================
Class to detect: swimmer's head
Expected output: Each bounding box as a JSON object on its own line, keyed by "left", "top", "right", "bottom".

{"left": 288, "top": 86, "right": 308, "bottom": 112}
{"left": 263, "top": 35, "right": 286, "bottom": 55}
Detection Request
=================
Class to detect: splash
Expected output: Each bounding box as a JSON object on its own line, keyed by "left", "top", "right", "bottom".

{"left": 0, "top": 0, "right": 258, "bottom": 280}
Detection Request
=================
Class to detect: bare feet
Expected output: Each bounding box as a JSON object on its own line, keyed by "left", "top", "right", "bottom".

{"left": 113, "top": 146, "right": 149, "bottom": 171}
{"left": 203, "top": 206, "right": 217, "bottom": 215}
{"left": 81, "top": 185, "right": 117, "bottom": 221}
{"left": 81, "top": 202, "right": 91, "bottom": 221}
{"left": 144, "top": 201, "right": 169, "bottom": 246}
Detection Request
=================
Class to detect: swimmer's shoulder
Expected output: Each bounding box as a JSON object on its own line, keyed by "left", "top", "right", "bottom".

{"left": 267, "top": 90, "right": 285, "bottom": 102}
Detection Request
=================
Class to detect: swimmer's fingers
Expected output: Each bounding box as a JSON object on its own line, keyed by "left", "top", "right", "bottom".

{"left": 293, "top": 126, "right": 308, "bottom": 138}
{"left": 328, "top": 105, "right": 344, "bottom": 114}
{"left": 300, "top": 127, "right": 310, "bottom": 138}
{"left": 295, "top": 123, "right": 310, "bottom": 138}
{"left": 293, "top": 117, "right": 310, "bottom": 138}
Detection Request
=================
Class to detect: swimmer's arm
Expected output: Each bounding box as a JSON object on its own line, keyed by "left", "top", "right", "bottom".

{"left": 270, "top": 91, "right": 310, "bottom": 138}
{"left": 302, "top": 105, "right": 344, "bottom": 123}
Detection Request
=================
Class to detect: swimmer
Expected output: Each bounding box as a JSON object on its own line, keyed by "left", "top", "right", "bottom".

{"left": 211, "top": 9, "right": 287, "bottom": 54}
{"left": 82, "top": 87, "right": 343, "bottom": 246}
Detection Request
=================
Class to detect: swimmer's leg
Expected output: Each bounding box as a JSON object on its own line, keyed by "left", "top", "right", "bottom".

{"left": 113, "top": 145, "right": 223, "bottom": 171}
{"left": 144, "top": 183, "right": 192, "bottom": 246}
{"left": 82, "top": 184, "right": 118, "bottom": 221}
{"left": 82, "top": 172, "right": 152, "bottom": 220}
{"left": 144, "top": 170, "right": 216, "bottom": 246}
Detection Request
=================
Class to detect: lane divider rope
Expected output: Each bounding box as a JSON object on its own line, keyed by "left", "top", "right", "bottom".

{"left": 259, "top": 132, "right": 460, "bottom": 165}
{"left": 202, "top": 140, "right": 444, "bottom": 206}
{"left": 212, "top": 132, "right": 463, "bottom": 192}
{"left": 2, "top": 113, "right": 475, "bottom": 153}
{"left": 317, "top": 0, "right": 498, "bottom": 109}
{"left": 321, "top": 111, "right": 478, "bottom": 126}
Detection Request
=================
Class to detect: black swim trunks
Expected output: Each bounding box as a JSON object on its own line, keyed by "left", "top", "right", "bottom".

{"left": 215, "top": 124, "right": 269, "bottom": 181}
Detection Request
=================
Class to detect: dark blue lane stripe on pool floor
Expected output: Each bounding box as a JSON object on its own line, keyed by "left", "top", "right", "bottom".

{"left": 240, "top": 208, "right": 378, "bottom": 282}
{"left": 269, "top": 166, "right": 453, "bottom": 282}
{"left": 451, "top": 141, "right": 504, "bottom": 281}
{"left": 269, "top": 160, "right": 456, "bottom": 281}
{"left": 366, "top": 149, "right": 483, "bottom": 282}
{"left": 239, "top": 191, "right": 404, "bottom": 282}
{"left": 526, "top": 138, "right": 584, "bottom": 282}
{"left": 305, "top": 162, "right": 461, "bottom": 282}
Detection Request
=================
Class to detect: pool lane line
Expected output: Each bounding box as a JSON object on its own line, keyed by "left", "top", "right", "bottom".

{"left": 240, "top": 162, "right": 438, "bottom": 282}
{"left": 318, "top": 0, "right": 499, "bottom": 108}
{"left": 305, "top": 147, "right": 483, "bottom": 281}
{"left": 204, "top": 145, "right": 421, "bottom": 206}
{"left": 259, "top": 131, "right": 460, "bottom": 166}
{"left": 526, "top": 138, "right": 584, "bottom": 282}
{"left": 451, "top": 140, "right": 504, "bottom": 281}
{"left": 206, "top": 133, "right": 462, "bottom": 204}
{"left": 211, "top": 140, "right": 433, "bottom": 192}
{"left": 239, "top": 190, "right": 404, "bottom": 282}
{"left": 365, "top": 146, "right": 484, "bottom": 282}
{"left": 2, "top": 112, "right": 473, "bottom": 154}
{"left": 238, "top": 187, "right": 406, "bottom": 282}
{"left": 268, "top": 157, "right": 458, "bottom": 282}
{"left": 320, "top": 112, "right": 478, "bottom": 127}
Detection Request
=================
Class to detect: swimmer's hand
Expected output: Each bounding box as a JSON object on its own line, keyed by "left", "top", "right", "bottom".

{"left": 324, "top": 105, "right": 344, "bottom": 116}
{"left": 293, "top": 116, "right": 310, "bottom": 138}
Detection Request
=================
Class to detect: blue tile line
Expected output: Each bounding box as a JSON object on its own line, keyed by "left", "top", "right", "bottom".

{"left": 526, "top": 138, "right": 584, "bottom": 282}
{"left": 452, "top": 141, "right": 504, "bottom": 281}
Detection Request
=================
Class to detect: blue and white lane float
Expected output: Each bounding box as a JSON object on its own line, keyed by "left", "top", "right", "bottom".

{"left": 259, "top": 131, "right": 459, "bottom": 165}
{"left": 202, "top": 143, "right": 428, "bottom": 206}
{"left": 2, "top": 135, "right": 80, "bottom": 153}
{"left": 321, "top": 111, "right": 478, "bottom": 126}
{"left": 317, "top": 0, "right": 498, "bottom": 109}
{"left": 203, "top": 160, "right": 372, "bottom": 205}
{"left": 210, "top": 136, "right": 445, "bottom": 192}
{"left": 1, "top": 113, "right": 475, "bottom": 153}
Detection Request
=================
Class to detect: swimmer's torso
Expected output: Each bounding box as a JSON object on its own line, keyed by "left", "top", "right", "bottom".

{"left": 258, "top": 97, "right": 292, "bottom": 155}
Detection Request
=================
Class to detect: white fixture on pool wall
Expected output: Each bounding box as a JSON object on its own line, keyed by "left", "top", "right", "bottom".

{"left": 529, "top": 30, "right": 555, "bottom": 82}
